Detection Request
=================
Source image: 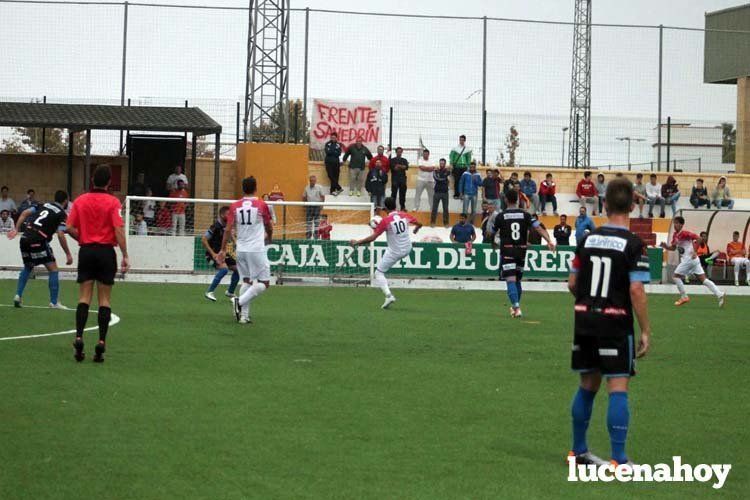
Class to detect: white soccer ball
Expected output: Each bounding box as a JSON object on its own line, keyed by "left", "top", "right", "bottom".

{"left": 369, "top": 215, "right": 382, "bottom": 229}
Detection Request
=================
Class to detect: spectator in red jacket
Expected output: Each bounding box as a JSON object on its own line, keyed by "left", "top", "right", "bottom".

{"left": 576, "top": 170, "right": 599, "bottom": 216}
{"left": 368, "top": 145, "right": 390, "bottom": 174}
{"left": 538, "top": 173, "right": 558, "bottom": 215}
{"left": 316, "top": 214, "right": 332, "bottom": 240}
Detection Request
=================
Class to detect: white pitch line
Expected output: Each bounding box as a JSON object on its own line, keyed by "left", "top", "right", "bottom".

{"left": 0, "top": 304, "right": 121, "bottom": 341}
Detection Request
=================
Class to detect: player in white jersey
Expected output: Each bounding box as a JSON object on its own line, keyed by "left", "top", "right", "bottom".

{"left": 660, "top": 216, "right": 725, "bottom": 307}
{"left": 219, "top": 177, "right": 273, "bottom": 324}
{"left": 350, "top": 197, "right": 422, "bottom": 309}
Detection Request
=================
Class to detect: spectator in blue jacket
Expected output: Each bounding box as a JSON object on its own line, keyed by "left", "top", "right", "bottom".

{"left": 575, "top": 206, "right": 596, "bottom": 244}
{"left": 459, "top": 161, "right": 483, "bottom": 223}
{"left": 519, "top": 171, "right": 540, "bottom": 215}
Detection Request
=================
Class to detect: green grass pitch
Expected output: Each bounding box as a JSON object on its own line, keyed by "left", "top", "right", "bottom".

{"left": 0, "top": 279, "right": 748, "bottom": 499}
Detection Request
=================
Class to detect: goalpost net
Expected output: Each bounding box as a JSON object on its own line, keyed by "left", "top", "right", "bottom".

{"left": 124, "top": 196, "right": 376, "bottom": 285}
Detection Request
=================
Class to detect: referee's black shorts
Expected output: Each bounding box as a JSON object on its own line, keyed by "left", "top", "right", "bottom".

{"left": 77, "top": 244, "right": 117, "bottom": 285}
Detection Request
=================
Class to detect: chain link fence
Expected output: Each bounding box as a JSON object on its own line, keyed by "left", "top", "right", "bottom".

{"left": 0, "top": 0, "right": 745, "bottom": 171}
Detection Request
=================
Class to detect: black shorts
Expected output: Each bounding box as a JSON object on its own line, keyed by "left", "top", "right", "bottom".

{"left": 77, "top": 245, "right": 117, "bottom": 285}
{"left": 499, "top": 246, "right": 526, "bottom": 280}
{"left": 20, "top": 235, "right": 54, "bottom": 267}
{"left": 571, "top": 334, "right": 636, "bottom": 378}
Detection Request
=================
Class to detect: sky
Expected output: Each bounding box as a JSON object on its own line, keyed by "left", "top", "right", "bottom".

{"left": 0, "top": 0, "right": 745, "bottom": 166}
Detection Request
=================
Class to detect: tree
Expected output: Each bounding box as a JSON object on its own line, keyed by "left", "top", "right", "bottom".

{"left": 505, "top": 126, "right": 520, "bottom": 167}
{"left": 2, "top": 126, "right": 87, "bottom": 154}
{"left": 250, "top": 99, "right": 309, "bottom": 143}
{"left": 722, "top": 122, "right": 736, "bottom": 164}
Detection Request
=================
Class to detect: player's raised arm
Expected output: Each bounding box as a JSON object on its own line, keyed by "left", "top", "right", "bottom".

{"left": 351, "top": 218, "right": 386, "bottom": 247}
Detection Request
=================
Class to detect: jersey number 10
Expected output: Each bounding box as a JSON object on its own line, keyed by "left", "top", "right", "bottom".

{"left": 589, "top": 256, "right": 612, "bottom": 298}
{"left": 393, "top": 220, "right": 407, "bottom": 235}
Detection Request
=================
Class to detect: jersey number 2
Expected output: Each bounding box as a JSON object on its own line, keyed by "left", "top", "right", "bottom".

{"left": 589, "top": 256, "right": 612, "bottom": 298}
{"left": 33, "top": 210, "right": 49, "bottom": 227}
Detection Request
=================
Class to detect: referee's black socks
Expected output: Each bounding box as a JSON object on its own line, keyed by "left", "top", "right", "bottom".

{"left": 75, "top": 303, "right": 89, "bottom": 337}
{"left": 98, "top": 306, "right": 111, "bottom": 343}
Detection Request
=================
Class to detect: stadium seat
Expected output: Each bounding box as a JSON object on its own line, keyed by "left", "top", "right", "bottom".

{"left": 713, "top": 252, "right": 729, "bottom": 280}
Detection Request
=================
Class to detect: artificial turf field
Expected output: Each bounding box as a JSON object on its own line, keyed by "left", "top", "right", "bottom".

{"left": 0, "top": 278, "right": 747, "bottom": 500}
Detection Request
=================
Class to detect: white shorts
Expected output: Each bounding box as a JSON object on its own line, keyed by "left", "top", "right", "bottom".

{"left": 674, "top": 258, "right": 704, "bottom": 277}
{"left": 376, "top": 248, "right": 410, "bottom": 274}
{"left": 236, "top": 251, "right": 271, "bottom": 282}
{"left": 731, "top": 257, "right": 750, "bottom": 267}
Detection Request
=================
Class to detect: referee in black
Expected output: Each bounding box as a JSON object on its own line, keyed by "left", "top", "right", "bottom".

{"left": 66, "top": 166, "right": 130, "bottom": 362}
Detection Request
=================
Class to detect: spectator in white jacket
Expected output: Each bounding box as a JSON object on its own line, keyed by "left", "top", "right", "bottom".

{"left": 645, "top": 174, "right": 665, "bottom": 218}
{"left": 414, "top": 149, "right": 435, "bottom": 212}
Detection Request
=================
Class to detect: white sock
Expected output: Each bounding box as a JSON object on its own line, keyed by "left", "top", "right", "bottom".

{"left": 734, "top": 262, "right": 741, "bottom": 281}
{"left": 703, "top": 278, "right": 722, "bottom": 298}
{"left": 238, "top": 283, "right": 250, "bottom": 318}
{"left": 374, "top": 270, "right": 392, "bottom": 297}
{"left": 673, "top": 277, "right": 687, "bottom": 298}
{"left": 239, "top": 282, "right": 267, "bottom": 307}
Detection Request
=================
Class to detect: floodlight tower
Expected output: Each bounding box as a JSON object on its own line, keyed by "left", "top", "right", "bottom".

{"left": 568, "top": 0, "right": 592, "bottom": 168}
{"left": 244, "top": 0, "right": 290, "bottom": 143}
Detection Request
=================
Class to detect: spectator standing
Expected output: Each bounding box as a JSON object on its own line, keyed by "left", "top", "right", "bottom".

{"left": 482, "top": 169, "right": 500, "bottom": 208}
{"left": 633, "top": 173, "right": 648, "bottom": 217}
{"left": 459, "top": 161, "right": 483, "bottom": 224}
{"left": 17, "top": 189, "right": 39, "bottom": 214}
{"left": 712, "top": 177, "right": 734, "bottom": 209}
{"left": 368, "top": 145, "right": 390, "bottom": 174}
{"left": 302, "top": 175, "right": 325, "bottom": 239}
{"left": 575, "top": 171, "right": 598, "bottom": 215}
{"left": 553, "top": 214, "right": 572, "bottom": 245}
{"left": 390, "top": 147, "right": 409, "bottom": 211}
{"left": 414, "top": 149, "right": 436, "bottom": 212}
{"left": 0, "top": 186, "right": 17, "bottom": 216}
{"left": 726, "top": 231, "right": 750, "bottom": 286}
{"left": 130, "top": 172, "right": 147, "bottom": 197}
{"left": 169, "top": 179, "right": 189, "bottom": 236}
{"left": 134, "top": 213, "right": 148, "bottom": 236}
{"left": 342, "top": 139, "right": 372, "bottom": 197}
{"left": 449, "top": 135, "right": 472, "bottom": 199}
{"left": 595, "top": 173, "right": 607, "bottom": 215}
{"left": 450, "top": 213, "right": 476, "bottom": 256}
{"left": 143, "top": 188, "right": 156, "bottom": 228}
{"left": 431, "top": 159, "right": 450, "bottom": 227}
{"left": 155, "top": 202, "right": 172, "bottom": 235}
{"left": 662, "top": 175, "right": 681, "bottom": 216}
{"left": 316, "top": 214, "right": 333, "bottom": 240}
{"left": 575, "top": 206, "right": 596, "bottom": 244}
{"left": 520, "top": 171, "right": 540, "bottom": 214}
{"left": 690, "top": 178, "right": 711, "bottom": 209}
{"left": 324, "top": 132, "right": 343, "bottom": 196}
{"left": 645, "top": 174, "right": 665, "bottom": 218}
{"left": 365, "top": 161, "right": 388, "bottom": 210}
{"left": 0, "top": 209, "right": 14, "bottom": 233}
{"left": 538, "top": 173, "right": 558, "bottom": 215}
{"left": 166, "top": 165, "right": 188, "bottom": 192}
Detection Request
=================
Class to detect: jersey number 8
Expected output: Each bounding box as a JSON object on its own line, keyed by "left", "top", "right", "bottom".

{"left": 511, "top": 222, "right": 521, "bottom": 241}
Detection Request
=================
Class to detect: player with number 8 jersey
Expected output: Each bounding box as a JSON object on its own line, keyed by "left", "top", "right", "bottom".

{"left": 350, "top": 197, "right": 422, "bottom": 309}
{"left": 220, "top": 176, "right": 273, "bottom": 324}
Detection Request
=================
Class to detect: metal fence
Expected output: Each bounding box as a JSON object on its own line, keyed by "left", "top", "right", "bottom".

{"left": 0, "top": 0, "right": 746, "bottom": 171}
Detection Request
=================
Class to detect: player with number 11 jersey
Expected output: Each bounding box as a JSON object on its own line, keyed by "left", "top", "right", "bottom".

{"left": 220, "top": 176, "right": 273, "bottom": 324}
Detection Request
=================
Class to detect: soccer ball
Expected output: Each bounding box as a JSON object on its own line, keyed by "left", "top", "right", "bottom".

{"left": 369, "top": 215, "right": 382, "bottom": 229}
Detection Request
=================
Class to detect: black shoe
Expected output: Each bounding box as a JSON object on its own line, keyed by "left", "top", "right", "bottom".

{"left": 73, "top": 337, "right": 85, "bottom": 362}
{"left": 93, "top": 342, "right": 106, "bottom": 363}
{"left": 231, "top": 297, "right": 241, "bottom": 322}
